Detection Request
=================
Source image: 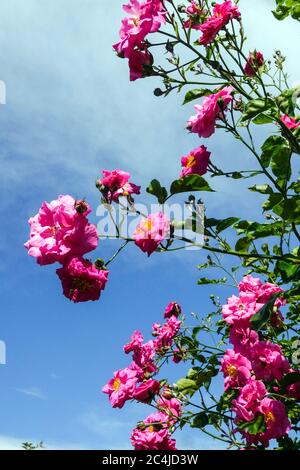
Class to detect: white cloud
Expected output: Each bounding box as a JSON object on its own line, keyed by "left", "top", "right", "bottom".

{"left": 15, "top": 387, "right": 47, "bottom": 400}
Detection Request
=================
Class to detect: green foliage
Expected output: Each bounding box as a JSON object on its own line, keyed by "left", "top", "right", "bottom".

{"left": 272, "top": 0, "right": 300, "bottom": 21}
{"left": 250, "top": 293, "right": 281, "bottom": 331}
{"left": 237, "top": 414, "right": 266, "bottom": 435}
{"left": 146, "top": 179, "right": 168, "bottom": 204}
{"left": 183, "top": 88, "right": 214, "bottom": 105}
{"left": 170, "top": 174, "right": 213, "bottom": 195}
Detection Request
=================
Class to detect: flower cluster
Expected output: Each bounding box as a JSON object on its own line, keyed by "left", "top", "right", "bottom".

{"left": 221, "top": 275, "right": 294, "bottom": 447}
{"left": 199, "top": 0, "right": 241, "bottom": 47}
{"left": 183, "top": 1, "right": 207, "bottom": 31}
{"left": 102, "top": 302, "right": 183, "bottom": 450}
{"left": 187, "top": 86, "right": 234, "bottom": 138}
{"left": 96, "top": 169, "right": 141, "bottom": 203}
{"left": 113, "top": 0, "right": 166, "bottom": 81}
{"left": 24, "top": 195, "right": 108, "bottom": 303}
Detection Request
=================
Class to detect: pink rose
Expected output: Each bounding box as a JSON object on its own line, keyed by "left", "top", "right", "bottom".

{"left": 222, "top": 292, "right": 263, "bottom": 327}
{"left": 133, "top": 340, "right": 157, "bottom": 376}
{"left": 281, "top": 114, "right": 300, "bottom": 130}
{"left": 221, "top": 349, "right": 252, "bottom": 391}
{"left": 187, "top": 87, "right": 234, "bottom": 138}
{"left": 130, "top": 411, "right": 176, "bottom": 450}
{"left": 184, "top": 1, "right": 206, "bottom": 30}
{"left": 102, "top": 367, "right": 139, "bottom": 408}
{"left": 56, "top": 257, "right": 109, "bottom": 303}
{"left": 152, "top": 315, "right": 181, "bottom": 351}
{"left": 25, "top": 195, "right": 98, "bottom": 265}
{"left": 133, "top": 379, "right": 160, "bottom": 402}
{"left": 113, "top": 0, "right": 166, "bottom": 58}
{"left": 244, "top": 51, "right": 265, "bottom": 77}
{"left": 199, "top": 1, "right": 241, "bottom": 47}
{"left": 232, "top": 380, "right": 267, "bottom": 422}
{"left": 133, "top": 212, "right": 170, "bottom": 256}
{"left": 243, "top": 398, "right": 291, "bottom": 448}
{"left": 97, "top": 169, "right": 141, "bottom": 203}
{"left": 157, "top": 397, "right": 182, "bottom": 422}
{"left": 128, "top": 47, "right": 153, "bottom": 81}
{"left": 229, "top": 325, "right": 259, "bottom": 357}
{"left": 180, "top": 145, "right": 211, "bottom": 177}
{"left": 250, "top": 341, "right": 290, "bottom": 382}
{"left": 164, "top": 301, "right": 182, "bottom": 319}
{"left": 124, "top": 330, "right": 144, "bottom": 354}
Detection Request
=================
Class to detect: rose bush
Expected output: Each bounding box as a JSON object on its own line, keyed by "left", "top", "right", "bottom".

{"left": 25, "top": 0, "right": 300, "bottom": 450}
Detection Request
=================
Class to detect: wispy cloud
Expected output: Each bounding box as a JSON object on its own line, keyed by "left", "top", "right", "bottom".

{"left": 15, "top": 387, "right": 47, "bottom": 400}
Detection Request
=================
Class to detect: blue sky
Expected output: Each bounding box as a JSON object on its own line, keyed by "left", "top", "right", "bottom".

{"left": 0, "top": 0, "right": 299, "bottom": 450}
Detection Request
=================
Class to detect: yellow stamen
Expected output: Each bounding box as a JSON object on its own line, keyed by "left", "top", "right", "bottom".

{"left": 265, "top": 411, "right": 275, "bottom": 424}
{"left": 226, "top": 364, "right": 237, "bottom": 378}
{"left": 113, "top": 378, "right": 121, "bottom": 391}
{"left": 186, "top": 154, "right": 197, "bottom": 168}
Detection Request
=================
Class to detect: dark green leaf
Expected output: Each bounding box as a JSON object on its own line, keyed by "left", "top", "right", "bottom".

{"left": 276, "top": 86, "right": 300, "bottom": 115}
{"left": 237, "top": 413, "right": 266, "bottom": 435}
{"left": 170, "top": 175, "right": 213, "bottom": 195}
{"left": 249, "top": 184, "right": 274, "bottom": 195}
{"left": 191, "top": 412, "right": 209, "bottom": 429}
{"left": 250, "top": 293, "right": 280, "bottom": 331}
{"left": 241, "top": 99, "right": 275, "bottom": 123}
{"left": 281, "top": 372, "right": 300, "bottom": 387}
{"left": 275, "top": 258, "right": 300, "bottom": 282}
{"left": 176, "top": 378, "right": 197, "bottom": 396}
{"left": 146, "top": 179, "right": 168, "bottom": 204}
{"left": 182, "top": 88, "right": 213, "bottom": 105}
{"left": 216, "top": 217, "right": 240, "bottom": 232}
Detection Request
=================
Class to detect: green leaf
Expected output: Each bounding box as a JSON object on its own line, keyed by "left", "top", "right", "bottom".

{"left": 260, "top": 135, "right": 290, "bottom": 171}
{"left": 270, "top": 196, "right": 300, "bottom": 222}
{"left": 176, "top": 378, "right": 197, "bottom": 396}
{"left": 241, "top": 99, "right": 275, "bottom": 123}
{"left": 281, "top": 372, "right": 300, "bottom": 387}
{"left": 276, "top": 86, "right": 300, "bottom": 115}
{"left": 249, "top": 184, "right": 274, "bottom": 194}
{"left": 191, "top": 412, "right": 209, "bottom": 429}
{"left": 182, "top": 88, "right": 213, "bottom": 105}
{"left": 170, "top": 174, "right": 213, "bottom": 195}
{"left": 197, "top": 277, "right": 227, "bottom": 285}
{"left": 146, "top": 179, "right": 168, "bottom": 204}
{"left": 275, "top": 258, "right": 300, "bottom": 282}
{"left": 235, "top": 237, "right": 252, "bottom": 252}
{"left": 216, "top": 217, "right": 240, "bottom": 233}
{"left": 250, "top": 293, "right": 280, "bottom": 331}
{"left": 237, "top": 413, "right": 266, "bottom": 435}
{"left": 252, "top": 112, "right": 275, "bottom": 125}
